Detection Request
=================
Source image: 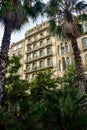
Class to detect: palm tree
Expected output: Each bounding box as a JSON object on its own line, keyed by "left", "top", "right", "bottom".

{"left": 0, "top": 0, "right": 45, "bottom": 105}
{"left": 46, "top": 0, "right": 87, "bottom": 94}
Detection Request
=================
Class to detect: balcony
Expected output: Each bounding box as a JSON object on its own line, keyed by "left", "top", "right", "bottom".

{"left": 45, "top": 42, "right": 52, "bottom": 47}
{"left": 47, "top": 51, "right": 52, "bottom": 56}
{"left": 47, "top": 62, "right": 53, "bottom": 68}
{"left": 26, "top": 40, "right": 32, "bottom": 45}
{"left": 38, "top": 45, "right": 44, "bottom": 49}
{"left": 26, "top": 47, "right": 38, "bottom": 54}
{"left": 32, "top": 47, "right": 37, "bottom": 52}
{"left": 37, "top": 54, "right": 45, "bottom": 60}
{"left": 26, "top": 49, "right": 32, "bottom": 53}
{"left": 32, "top": 66, "right": 37, "bottom": 70}
{"left": 24, "top": 63, "right": 53, "bottom": 74}
{"left": 39, "top": 34, "right": 44, "bottom": 40}
{"left": 37, "top": 52, "right": 52, "bottom": 60}
{"left": 24, "top": 68, "right": 30, "bottom": 73}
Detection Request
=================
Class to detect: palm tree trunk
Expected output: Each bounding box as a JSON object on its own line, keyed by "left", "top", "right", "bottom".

{"left": 70, "top": 36, "right": 86, "bottom": 94}
{"left": 0, "top": 22, "right": 13, "bottom": 106}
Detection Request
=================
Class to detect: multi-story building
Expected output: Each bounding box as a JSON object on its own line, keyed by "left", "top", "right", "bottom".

{"left": 9, "top": 39, "right": 25, "bottom": 79}
{"left": 24, "top": 21, "right": 58, "bottom": 80}
{"left": 9, "top": 21, "right": 87, "bottom": 81}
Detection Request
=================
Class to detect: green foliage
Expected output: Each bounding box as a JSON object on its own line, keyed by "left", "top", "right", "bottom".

{"left": 46, "top": 0, "right": 87, "bottom": 38}
{"left": 1, "top": 62, "right": 87, "bottom": 130}
{"left": 28, "top": 71, "right": 87, "bottom": 130}
{"left": 0, "top": 0, "right": 45, "bottom": 29}
{"left": 63, "top": 62, "right": 78, "bottom": 87}
{"left": 7, "top": 55, "right": 21, "bottom": 74}
{"left": 0, "top": 55, "right": 30, "bottom": 130}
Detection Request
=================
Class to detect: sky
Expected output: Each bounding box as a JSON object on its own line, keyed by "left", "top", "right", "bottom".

{"left": 0, "top": 0, "right": 49, "bottom": 45}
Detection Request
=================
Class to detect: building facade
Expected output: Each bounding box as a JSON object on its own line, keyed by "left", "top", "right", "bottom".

{"left": 9, "top": 21, "right": 87, "bottom": 81}
{"left": 9, "top": 39, "right": 25, "bottom": 79}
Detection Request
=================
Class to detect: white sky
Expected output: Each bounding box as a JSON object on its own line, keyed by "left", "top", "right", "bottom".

{"left": 0, "top": 0, "right": 49, "bottom": 46}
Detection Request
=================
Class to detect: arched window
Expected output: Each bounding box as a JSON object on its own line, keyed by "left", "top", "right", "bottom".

{"left": 27, "top": 45, "right": 31, "bottom": 51}
{"left": 62, "top": 57, "right": 66, "bottom": 70}
{"left": 47, "top": 58, "right": 52, "bottom": 66}
{"left": 33, "top": 53, "right": 37, "bottom": 59}
{"left": 27, "top": 54, "right": 31, "bottom": 61}
{"left": 66, "top": 57, "right": 70, "bottom": 66}
{"left": 40, "top": 41, "right": 43, "bottom": 47}
{"left": 47, "top": 47, "right": 51, "bottom": 55}
{"left": 32, "top": 63, "right": 37, "bottom": 70}
{"left": 33, "top": 43, "right": 37, "bottom": 49}
{"left": 58, "top": 45, "right": 60, "bottom": 55}
{"left": 32, "top": 73, "right": 36, "bottom": 79}
{"left": 59, "top": 60, "right": 61, "bottom": 71}
{"left": 40, "top": 50, "right": 44, "bottom": 57}
{"left": 61, "top": 43, "right": 64, "bottom": 54}
{"left": 65, "top": 42, "right": 68, "bottom": 53}
{"left": 40, "top": 60, "right": 44, "bottom": 68}
{"left": 47, "top": 38, "right": 51, "bottom": 44}
{"left": 26, "top": 74, "right": 29, "bottom": 80}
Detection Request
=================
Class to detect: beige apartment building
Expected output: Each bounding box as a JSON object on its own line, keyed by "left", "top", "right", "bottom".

{"left": 9, "top": 21, "right": 87, "bottom": 81}
{"left": 9, "top": 39, "right": 25, "bottom": 79}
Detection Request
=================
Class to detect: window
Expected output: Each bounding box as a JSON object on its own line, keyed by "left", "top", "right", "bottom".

{"left": 61, "top": 43, "right": 64, "bottom": 54}
{"left": 18, "top": 51, "right": 21, "bottom": 56}
{"left": 47, "top": 47, "right": 51, "bottom": 55}
{"left": 33, "top": 43, "right": 37, "bottom": 49}
{"left": 58, "top": 46, "right": 60, "bottom": 55}
{"left": 40, "top": 41, "right": 43, "bottom": 47}
{"left": 33, "top": 53, "right": 37, "bottom": 59}
{"left": 32, "top": 63, "right": 37, "bottom": 70}
{"left": 26, "top": 64, "right": 30, "bottom": 70}
{"left": 66, "top": 57, "right": 70, "bottom": 66}
{"left": 27, "top": 45, "right": 31, "bottom": 51}
{"left": 40, "top": 50, "right": 44, "bottom": 57}
{"left": 47, "top": 58, "right": 52, "bottom": 66}
{"left": 32, "top": 73, "right": 36, "bottom": 79}
{"left": 40, "top": 60, "right": 44, "bottom": 68}
{"left": 59, "top": 60, "right": 61, "bottom": 71}
{"left": 26, "top": 75, "right": 29, "bottom": 80}
{"left": 27, "top": 55, "right": 31, "bottom": 61}
{"left": 47, "top": 38, "right": 51, "bottom": 44}
{"left": 82, "top": 37, "right": 87, "bottom": 49}
{"left": 65, "top": 43, "right": 68, "bottom": 53}
{"left": 62, "top": 57, "right": 66, "bottom": 70}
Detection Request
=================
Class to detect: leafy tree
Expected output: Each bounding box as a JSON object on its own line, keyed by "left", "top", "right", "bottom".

{"left": 0, "top": 63, "right": 87, "bottom": 130}
{"left": 0, "top": 55, "right": 30, "bottom": 130}
{"left": 28, "top": 71, "right": 87, "bottom": 130}
{"left": 0, "top": 0, "right": 45, "bottom": 104}
{"left": 46, "top": 0, "right": 87, "bottom": 93}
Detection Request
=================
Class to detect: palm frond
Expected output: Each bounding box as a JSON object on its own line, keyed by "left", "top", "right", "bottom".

{"left": 46, "top": 5, "right": 56, "bottom": 17}
{"left": 34, "top": 1, "right": 45, "bottom": 16}
{"left": 24, "top": 0, "right": 45, "bottom": 20}
{"left": 79, "top": 13, "right": 87, "bottom": 21}
{"left": 56, "top": 25, "right": 63, "bottom": 40}
{"left": 77, "top": 23, "right": 83, "bottom": 36}
{"left": 76, "top": 1, "right": 87, "bottom": 11}
{"left": 74, "top": 94, "right": 87, "bottom": 107}
{"left": 49, "top": 19, "right": 56, "bottom": 35}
